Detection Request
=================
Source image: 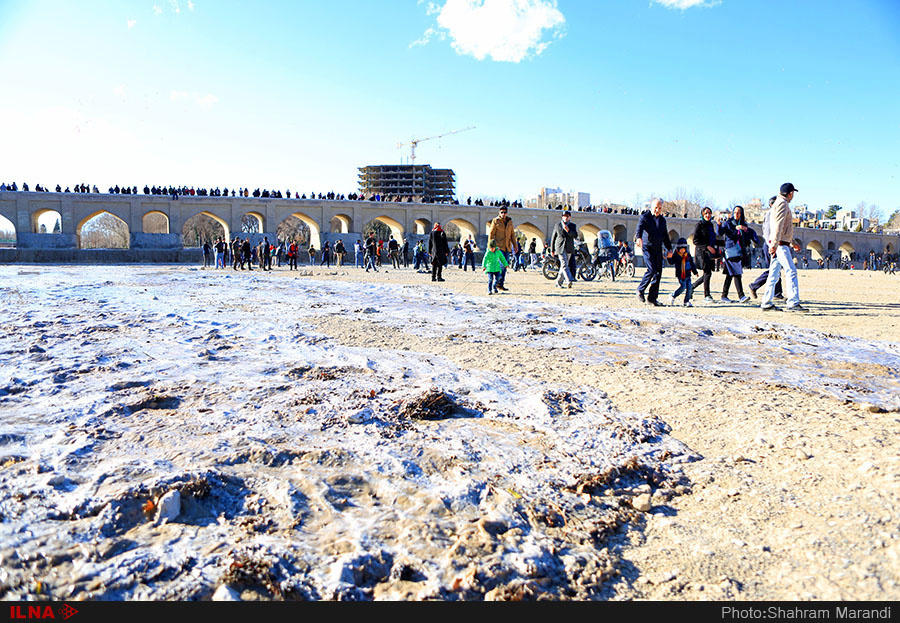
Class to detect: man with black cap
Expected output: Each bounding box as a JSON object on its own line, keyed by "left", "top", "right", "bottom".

{"left": 760, "top": 183, "right": 806, "bottom": 312}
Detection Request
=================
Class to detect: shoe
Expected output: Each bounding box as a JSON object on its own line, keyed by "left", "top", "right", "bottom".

{"left": 704, "top": 296, "right": 715, "bottom": 304}
{"left": 567, "top": 281, "right": 572, "bottom": 289}
{"left": 637, "top": 291, "right": 646, "bottom": 303}
{"left": 683, "top": 301, "right": 693, "bottom": 307}
{"left": 668, "top": 295, "right": 676, "bottom": 307}
{"left": 649, "top": 300, "right": 663, "bottom": 307}
{"left": 761, "top": 303, "right": 779, "bottom": 311}
{"left": 497, "top": 285, "right": 508, "bottom": 291}
{"left": 437, "top": 278, "right": 445, "bottom": 282}
{"left": 488, "top": 291, "right": 494, "bottom": 295}
{"left": 750, "top": 287, "right": 758, "bottom": 299}
{"left": 739, "top": 295, "right": 750, "bottom": 303}
{"left": 720, "top": 296, "right": 733, "bottom": 303}
{"left": 432, "top": 278, "right": 436, "bottom": 281}
{"left": 774, "top": 294, "right": 785, "bottom": 301}
{"left": 785, "top": 304, "right": 808, "bottom": 313}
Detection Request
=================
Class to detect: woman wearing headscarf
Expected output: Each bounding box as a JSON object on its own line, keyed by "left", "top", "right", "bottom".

{"left": 429, "top": 222, "right": 450, "bottom": 282}
{"left": 691, "top": 206, "right": 719, "bottom": 304}
{"left": 719, "top": 205, "right": 758, "bottom": 303}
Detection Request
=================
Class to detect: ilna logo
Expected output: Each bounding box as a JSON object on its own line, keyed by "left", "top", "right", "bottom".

{"left": 9, "top": 605, "right": 78, "bottom": 620}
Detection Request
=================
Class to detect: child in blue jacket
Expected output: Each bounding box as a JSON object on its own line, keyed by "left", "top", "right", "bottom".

{"left": 668, "top": 238, "right": 699, "bottom": 307}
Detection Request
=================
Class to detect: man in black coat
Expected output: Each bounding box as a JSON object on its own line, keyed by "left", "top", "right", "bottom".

{"left": 691, "top": 206, "right": 719, "bottom": 303}
{"left": 634, "top": 198, "right": 673, "bottom": 306}
{"left": 429, "top": 223, "right": 450, "bottom": 282}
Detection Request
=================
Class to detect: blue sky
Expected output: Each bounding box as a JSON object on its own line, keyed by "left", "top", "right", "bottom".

{"left": 1, "top": 0, "right": 898, "bottom": 218}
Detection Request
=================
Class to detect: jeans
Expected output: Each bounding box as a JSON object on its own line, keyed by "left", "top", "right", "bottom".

{"left": 671, "top": 277, "right": 693, "bottom": 304}
{"left": 487, "top": 271, "right": 500, "bottom": 293}
{"left": 556, "top": 251, "right": 574, "bottom": 286}
{"left": 761, "top": 245, "right": 800, "bottom": 307}
{"left": 364, "top": 254, "right": 377, "bottom": 271}
{"left": 355, "top": 252, "right": 363, "bottom": 268}
{"left": 497, "top": 251, "right": 510, "bottom": 287}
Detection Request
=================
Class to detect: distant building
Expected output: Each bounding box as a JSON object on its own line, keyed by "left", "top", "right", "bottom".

{"left": 525, "top": 187, "right": 590, "bottom": 211}
{"left": 819, "top": 208, "right": 870, "bottom": 232}
{"left": 744, "top": 198, "right": 765, "bottom": 224}
{"left": 357, "top": 164, "right": 456, "bottom": 202}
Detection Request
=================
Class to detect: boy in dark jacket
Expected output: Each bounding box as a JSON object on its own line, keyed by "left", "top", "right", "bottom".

{"left": 668, "top": 238, "right": 698, "bottom": 307}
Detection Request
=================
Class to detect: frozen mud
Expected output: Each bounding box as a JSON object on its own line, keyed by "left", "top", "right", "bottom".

{"left": 0, "top": 267, "right": 697, "bottom": 601}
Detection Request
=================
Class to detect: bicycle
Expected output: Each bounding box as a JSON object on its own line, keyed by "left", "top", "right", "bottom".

{"left": 542, "top": 246, "right": 596, "bottom": 281}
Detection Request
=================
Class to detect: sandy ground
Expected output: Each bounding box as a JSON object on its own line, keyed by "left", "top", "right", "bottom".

{"left": 288, "top": 262, "right": 900, "bottom": 600}
{"left": 1, "top": 262, "right": 898, "bottom": 601}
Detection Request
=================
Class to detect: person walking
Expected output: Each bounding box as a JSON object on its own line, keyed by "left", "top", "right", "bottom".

{"left": 364, "top": 233, "right": 378, "bottom": 272}
{"left": 202, "top": 241, "right": 213, "bottom": 268}
{"left": 287, "top": 240, "right": 298, "bottom": 270}
{"left": 319, "top": 241, "right": 332, "bottom": 267}
{"left": 462, "top": 237, "right": 476, "bottom": 271}
{"left": 635, "top": 198, "right": 673, "bottom": 306}
{"left": 354, "top": 239, "right": 364, "bottom": 269}
{"left": 760, "top": 183, "right": 807, "bottom": 312}
{"left": 488, "top": 206, "right": 516, "bottom": 292}
{"left": 334, "top": 239, "right": 346, "bottom": 267}
{"left": 748, "top": 197, "right": 784, "bottom": 300}
{"left": 719, "top": 205, "right": 757, "bottom": 303}
{"left": 691, "top": 206, "right": 719, "bottom": 304}
{"left": 388, "top": 236, "right": 400, "bottom": 269}
{"left": 668, "top": 237, "right": 698, "bottom": 307}
{"left": 550, "top": 210, "right": 578, "bottom": 289}
{"left": 429, "top": 222, "right": 449, "bottom": 282}
{"left": 482, "top": 239, "right": 509, "bottom": 295}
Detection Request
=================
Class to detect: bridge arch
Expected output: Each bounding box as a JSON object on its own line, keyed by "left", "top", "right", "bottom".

{"left": 330, "top": 214, "right": 352, "bottom": 234}
{"left": 613, "top": 224, "right": 627, "bottom": 242}
{"left": 0, "top": 214, "right": 16, "bottom": 245}
{"left": 839, "top": 241, "right": 855, "bottom": 260}
{"left": 76, "top": 210, "right": 130, "bottom": 249}
{"left": 515, "top": 222, "right": 546, "bottom": 251}
{"left": 414, "top": 217, "right": 432, "bottom": 235}
{"left": 806, "top": 240, "right": 824, "bottom": 261}
{"left": 242, "top": 211, "right": 265, "bottom": 233}
{"left": 446, "top": 218, "right": 477, "bottom": 241}
{"left": 827, "top": 241, "right": 836, "bottom": 251}
{"left": 279, "top": 212, "right": 321, "bottom": 249}
{"left": 142, "top": 210, "right": 170, "bottom": 234}
{"left": 32, "top": 208, "right": 62, "bottom": 234}
{"left": 363, "top": 215, "right": 404, "bottom": 242}
{"left": 183, "top": 211, "right": 230, "bottom": 246}
{"left": 668, "top": 229, "right": 679, "bottom": 245}
{"left": 579, "top": 223, "right": 600, "bottom": 248}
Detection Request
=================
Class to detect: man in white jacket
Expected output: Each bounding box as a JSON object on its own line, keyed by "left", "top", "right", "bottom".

{"left": 760, "top": 183, "right": 806, "bottom": 312}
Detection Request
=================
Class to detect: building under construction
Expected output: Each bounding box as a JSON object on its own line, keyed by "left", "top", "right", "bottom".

{"left": 357, "top": 164, "right": 456, "bottom": 203}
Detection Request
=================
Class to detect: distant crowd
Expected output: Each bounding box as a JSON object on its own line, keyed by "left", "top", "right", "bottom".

{"left": 198, "top": 186, "right": 897, "bottom": 312}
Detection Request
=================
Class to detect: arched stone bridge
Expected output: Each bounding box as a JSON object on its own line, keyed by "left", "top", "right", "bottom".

{"left": 0, "top": 191, "right": 896, "bottom": 263}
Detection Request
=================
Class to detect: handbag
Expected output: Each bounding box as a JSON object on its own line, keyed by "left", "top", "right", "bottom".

{"left": 724, "top": 245, "right": 742, "bottom": 260}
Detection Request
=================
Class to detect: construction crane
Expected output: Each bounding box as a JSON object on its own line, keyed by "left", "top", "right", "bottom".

{"left": 397, "top": 126, "right": 475, "bottom": 164}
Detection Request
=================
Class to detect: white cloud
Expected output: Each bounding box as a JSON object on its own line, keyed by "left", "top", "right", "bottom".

{"left": 417, "top": 0, "right": 565, "bottom": 63}
{"left": 409, "top": 27, "right": 441, "bottom": 48}
{"left": 112, "top": 85, "right": 127, "bottom": 99}
{"left": 187, "top": 1, "right": 195, "bottom": 10}
{"left": 153, "top": 5, "right": 163, "bottom": 16}
{"left": 127, "top": 19, "right": 137, "bottom": 29}
{"left": 652, "top": 0, "right": 721, "bottom": 9}
{"left": 170, "top": 0, "right": 181, "bottom": 14}
{"left": 196, "top": 94, "right": 218, "bottom": 106}
{"left": 170, "top": 90, "right": 218, "bottom": 106}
